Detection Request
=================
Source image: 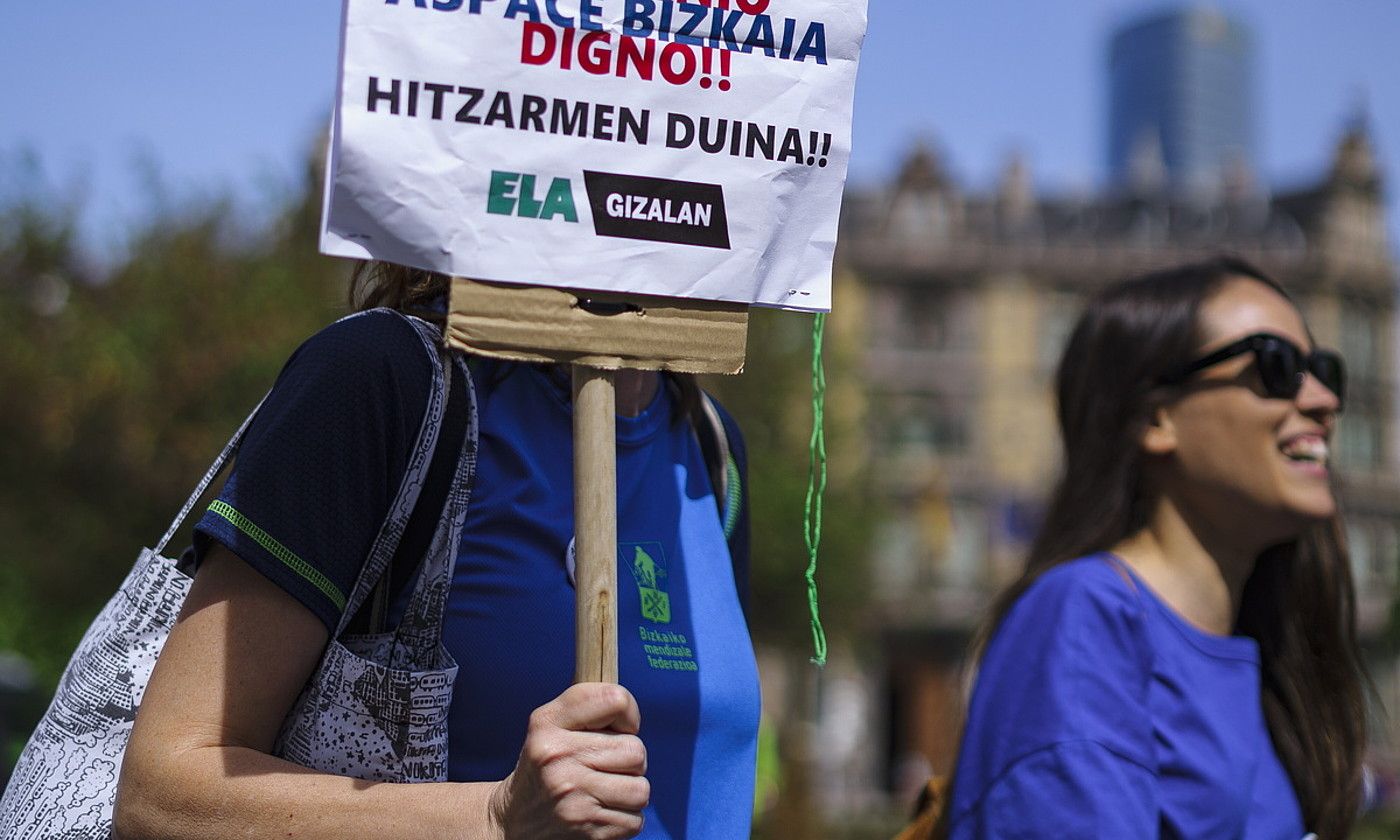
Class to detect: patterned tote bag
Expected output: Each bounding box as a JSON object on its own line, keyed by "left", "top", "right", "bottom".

{"left": 0, "top": 311, "right": 477, "bottom": 838}
{"left": 274, "top": 319, "right": 478, "bottom": 781}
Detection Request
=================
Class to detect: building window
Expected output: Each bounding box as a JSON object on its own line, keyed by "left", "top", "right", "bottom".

{"left": 883, "top": 394, "right": 970, "bottom": 458}
{"left": 873, "top": 518, "right": 921, "bottom": 597}
{"left": 892, "top": 288, "right": 975, "bottom": 352}
{"left": 1336, "top": 412, "right": 1378, "bottom": 472}
{"left": 1347, "top": 522, "right": 1374, "bottom": 586}
{"left": 891, "top": 193, "right": 950, "bottom": 241}
{"left": 946, "top": 501, "right": 988, "bottom": 588}
{"left": 1339, "top": 302, "right": 1376, "bottom": 385}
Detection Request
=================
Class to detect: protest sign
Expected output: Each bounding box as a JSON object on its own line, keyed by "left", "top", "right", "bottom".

{"left": 322, "top": 0, "right": 866, "bottom": 686}
{"left": 321, "top": 0, "right": 868, "bottom": 312}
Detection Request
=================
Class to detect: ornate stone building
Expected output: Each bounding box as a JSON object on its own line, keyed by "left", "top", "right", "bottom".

{"left": 834, "top": 118, "right": 1399, "bottom": 796}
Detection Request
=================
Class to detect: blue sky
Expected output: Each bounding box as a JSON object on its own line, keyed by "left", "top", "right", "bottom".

{"left": 4, "top": 2, "right": 1399, "bottom": 261}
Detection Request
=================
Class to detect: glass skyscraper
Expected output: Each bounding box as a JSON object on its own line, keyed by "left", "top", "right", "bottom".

{"left": 1107, "top": 6, "right": 1254, "bottom": 194}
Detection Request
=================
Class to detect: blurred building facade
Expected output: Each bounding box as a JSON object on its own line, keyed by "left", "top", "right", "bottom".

{"left": 834, "top": 116, "right": 1399, "bottom": 811}
{"left": 1108, "top": 6, "right": 1254, "bottom": 196}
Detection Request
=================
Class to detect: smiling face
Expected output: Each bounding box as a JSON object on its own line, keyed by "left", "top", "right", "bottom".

{"left": 1148, "top": 277, "right": 1341, "bottom": 543}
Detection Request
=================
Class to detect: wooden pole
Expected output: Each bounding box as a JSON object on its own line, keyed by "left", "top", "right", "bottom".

{"left": 447, "top": 280, "right": 747, "bottom": 684}
{"left": 572, "top": 365, "right": 618, "bottom": 684}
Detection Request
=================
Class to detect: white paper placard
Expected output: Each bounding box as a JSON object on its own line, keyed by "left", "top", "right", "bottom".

{"left": 321, "top": 0, "right": 867, "bottom": 312}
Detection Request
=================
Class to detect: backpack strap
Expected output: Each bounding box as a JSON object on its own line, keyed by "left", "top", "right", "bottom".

{"left": 697, "top": 393, "right": 742, "bottom": 541}
{"left": 687, "top": 385, "right": 749, "bottom": 617}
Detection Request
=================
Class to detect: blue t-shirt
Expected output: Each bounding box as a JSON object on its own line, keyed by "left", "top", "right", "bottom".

{"left": 193, "top": 312, "right": 759, "bottom": 838}
{"left": 947, "top": 554, "right": 1307, "bottom": 839}
{"left": 441, "top": 358, "right": 759, "bottom": 839}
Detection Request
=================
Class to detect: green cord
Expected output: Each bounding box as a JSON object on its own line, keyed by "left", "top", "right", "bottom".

{"left": 803, "top": 312, "right": 829, "bottom": 666}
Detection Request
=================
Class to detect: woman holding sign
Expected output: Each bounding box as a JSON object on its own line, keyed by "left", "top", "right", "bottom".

{"left": 934, "top": 258, "right": 1366, "bottom": 839}
{"left": 113, "top": 264, "right": 759, "bottom": 839}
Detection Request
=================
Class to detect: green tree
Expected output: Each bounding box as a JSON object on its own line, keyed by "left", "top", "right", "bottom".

{"left": 0, "top": 154, "right": 345, "bottom": 684}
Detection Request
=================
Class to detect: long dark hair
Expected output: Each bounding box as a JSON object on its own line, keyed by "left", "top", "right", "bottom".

{"left": 933, "top": 257, "right": 1366, "bottom": 838}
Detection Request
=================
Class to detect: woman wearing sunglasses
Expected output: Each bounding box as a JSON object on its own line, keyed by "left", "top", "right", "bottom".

{"left": 934, "top": 257, "right": 1366, "bottom": 839}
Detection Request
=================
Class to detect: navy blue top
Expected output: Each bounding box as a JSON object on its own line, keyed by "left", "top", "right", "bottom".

{"left": 947, "top": 554, "right": 1307, "bottom": 839}
{"left": 194, "top": 311, "right": 436, "bottom": 629}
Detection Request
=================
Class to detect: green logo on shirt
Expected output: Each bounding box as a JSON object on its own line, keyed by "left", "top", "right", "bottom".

{"left": 625, "top": 542, "right": 697, "bottom": 672}
{"left": 628, "top": 543, "right": 670, "bottom": 624}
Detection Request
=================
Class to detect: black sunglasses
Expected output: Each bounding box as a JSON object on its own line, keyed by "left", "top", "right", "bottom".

{"left": 1162, "top": 332, "right": 1345, "bottom": 408}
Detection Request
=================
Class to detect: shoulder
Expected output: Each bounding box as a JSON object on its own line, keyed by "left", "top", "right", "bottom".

{"left": 698, "top": 389, "right": 746, "bottom": 461}
{"left": 983, "top": 555, "right": 1152, "bottom": 688}
{"left": 970, "top": 555, "right": 1155, "bottom": 753}
{"left": 268, "top": 309, "right": 439, "bottom": 415}
{"left": 1004, "top": 555, "right": 1145, "bottom": 636}
{"left": 286, "top": 309, "right": 436, "bottom": 378}
{"left": 242, "top": 309, "right": 445, "bottom": 479}
{"left": 952, "top": 556, "right": 1159, "bottom": 819}
{"left": 191, "top": 311, "right": 445, "bottom": 632}
{"left": 700, "top": 389, "right": 739, "bottom": 426}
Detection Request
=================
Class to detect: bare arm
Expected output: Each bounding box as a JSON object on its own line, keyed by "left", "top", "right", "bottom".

{"left": 114, "top": 545, "right": 648, "bottom": 840}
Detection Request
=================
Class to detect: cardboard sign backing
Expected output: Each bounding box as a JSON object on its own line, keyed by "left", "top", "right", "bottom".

{"left": 446, "top": 278, "right": 748, "bottom": 374}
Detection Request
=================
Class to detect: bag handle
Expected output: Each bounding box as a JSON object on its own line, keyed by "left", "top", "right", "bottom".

{"left": 333, "top": 312, "right": 452, "bottom": 638}
{"left": 389, "top": 351, "right": 478, "bottom": 666}
{"left": 152, "top": 393, "right": 268, "bottom": 557}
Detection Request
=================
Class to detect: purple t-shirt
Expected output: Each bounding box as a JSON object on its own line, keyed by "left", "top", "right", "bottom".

{"left": 947, "top": 554, "right": 1308, "bottom": 839}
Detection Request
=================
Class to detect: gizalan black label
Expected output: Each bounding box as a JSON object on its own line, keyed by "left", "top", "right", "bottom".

{"left": 583, "top": 171, "right": 731, "bottom": 249}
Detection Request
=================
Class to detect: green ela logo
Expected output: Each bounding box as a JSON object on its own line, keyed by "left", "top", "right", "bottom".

{"left": 487, "top": 170, "right": 579, "bottom": 222}
{"left": 630, "top": 545, "right": 670, "bottom": 624}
